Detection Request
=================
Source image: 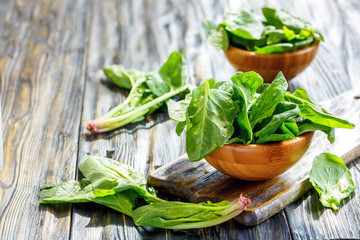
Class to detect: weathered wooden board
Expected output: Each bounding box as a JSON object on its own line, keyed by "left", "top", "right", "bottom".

{"left": 0, "top": 98, "right": 3, "bottom": 171}
{"left": 0, "top": 0, "right": 91, "bottom": 239}
{"left": 149, "top": 89, "right": 360, "bottom": 226}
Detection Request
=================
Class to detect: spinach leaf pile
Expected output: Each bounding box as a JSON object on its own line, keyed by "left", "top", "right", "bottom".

{"left": 86, "top": 51, "right": 189, "bottom": 133}
{"left": 168, "top": 71, "right": 354, "bottom": 161}
{"left": 204, "top": 7, "right": 323, "bottom": 54}
{"left": 40, "top": 156, "right": 250, "bottom": 229}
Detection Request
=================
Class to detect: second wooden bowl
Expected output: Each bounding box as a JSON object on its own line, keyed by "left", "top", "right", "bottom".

{"left": 224, "top": 44, "right": 319, "bottom": 83}
{"left": 204, "top": 132, "right": 314, "bottom": 181}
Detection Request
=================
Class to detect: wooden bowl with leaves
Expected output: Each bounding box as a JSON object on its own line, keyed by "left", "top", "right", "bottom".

{"left": 204, "top": 132, "right": 314, "bottom": 181}
{"left": 223, "top": 43, "right": 319, "bottom": 83}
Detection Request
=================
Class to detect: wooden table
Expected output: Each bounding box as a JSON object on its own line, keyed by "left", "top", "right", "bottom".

{"left": 1, "top": 0, "right": 359, "bottom": 239}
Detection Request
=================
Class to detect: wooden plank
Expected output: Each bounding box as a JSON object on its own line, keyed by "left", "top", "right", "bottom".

{"left": 72, "top": 0, "right": 291, "bottom": 239}
{"left": 0, "top": 0, "right": 10, "bottom": 171}
{"left": 0, "top": 0, "right": 90, "bottom": 239}
{"left": 0, "top": 98, "right": 2, "bottom": 171}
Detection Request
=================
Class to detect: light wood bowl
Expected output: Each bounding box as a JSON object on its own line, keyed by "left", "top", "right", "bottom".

{"left": 204, "top": 132, "right": 314, "bottom": 181}
{"left": 224, "top": 44, "right": 319, "bottom": 83}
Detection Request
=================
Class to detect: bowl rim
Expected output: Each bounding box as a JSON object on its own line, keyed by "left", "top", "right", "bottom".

{"left": 218, "top": 131, "right": 314, "bottom": 150}
{"left": 225, "top": 42, "right": 320, "bottom": 57}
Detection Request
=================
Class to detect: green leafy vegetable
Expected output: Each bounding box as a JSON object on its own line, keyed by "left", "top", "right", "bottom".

{"left": 168, "top": 71, "right": 354, "bottom": 161}
{"left": 133, "top": 196, "right": 250, "bottom": 229}
{"left": 86, "top": 51, "right": 189, "bottom": 133}
{"left": 222, "top": 11, "right": 265, "bottom": 40}
{"left": 103, "top": 65, "right": 146, "bottom": 90}
{"left": 229, "top": 71, "right": 263, "bottom": 144}
{"left": 248, "top": 72, "right": 288, "bottom": 128}
{"left": 203, "top": 20, "right": 229, "bottom": 50}
{"left": 264, "top": 27, "right": 285, "bottom": 45}
{"left": 167, "top": 97, "right": 191, "bottom": 123}
{"left": 254, "top": 43, "right": 293, "bottom": 54}
{"left": 284, "top": 89, "right": 355, "bottom": 129}
{"left": 255, "top": 132, "right": 294, "bottom": 144}
{"left": 185, "top": 79, "right": 239, "bottom": 161}
{"left": 310, "top": 153, "right": 356, "bottom": 210}
{"left": 40, "top": 156, "right": 161, "bottom": 216}
{"left": 296, "top": 119, "right": 335, "bottom": 143}
{"left": 40, "top": 156, "right": 251, "bottom": 229}
{"left": 204, "top": 6, "right": 323, "bottom": 53}
{"left": 262, "top": 7, "right": 309, "bottom": 32}
{"left": 254, "top": 102, "right": 300, "bottom": 140}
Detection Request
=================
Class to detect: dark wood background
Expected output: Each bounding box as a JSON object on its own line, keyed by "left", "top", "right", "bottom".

{"left": 0, "top": 0, "right": 359, "bottom": 239}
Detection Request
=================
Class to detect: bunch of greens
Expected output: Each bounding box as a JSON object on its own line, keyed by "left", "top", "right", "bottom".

{"left": 86, "top": 51, "right": 189, "bottom": 133}
{"left": 39, "top": 156, "right": 250, "bottom": 229}
{"left": 168, "top": 71, "right": 355, "bottom": 161}
{"left": 203, "top": 6, "right": 323, "bottom": 54}
{"left": 168, "top": 71, "right": 356, "bottom": 210}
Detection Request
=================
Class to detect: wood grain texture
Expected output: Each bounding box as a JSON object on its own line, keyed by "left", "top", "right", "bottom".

{"left": 0, "top": 0, "right": 359, "bottom": 239}
{"left": 0, "top": 0, "right": 90, "bottom": 239}
{"left": 0, "top": 98, "right": 3, "bottom": 171}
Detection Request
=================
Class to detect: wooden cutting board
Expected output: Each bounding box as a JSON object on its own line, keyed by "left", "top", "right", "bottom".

{"left": 148, "top": 89, "right": 360, "bottom": 226}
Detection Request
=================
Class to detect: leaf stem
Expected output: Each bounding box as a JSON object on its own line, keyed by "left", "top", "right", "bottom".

{"left": 87, "top": 85, "right": 188, "bottom": 133}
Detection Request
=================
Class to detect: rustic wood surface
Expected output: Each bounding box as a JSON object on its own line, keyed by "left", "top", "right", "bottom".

{"left": 0, "top": 98, "right": 3, "bottom": 171}
{"left": 0, "top": 0, "right": 359, "bottom": 239}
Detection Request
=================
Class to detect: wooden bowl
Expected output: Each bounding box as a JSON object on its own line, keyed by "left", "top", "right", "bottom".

{"left": 224, "top": 44, "right": 319, "bottom": 83}
{"left": 204, "top": 132, "right": 314, "bottom": 181}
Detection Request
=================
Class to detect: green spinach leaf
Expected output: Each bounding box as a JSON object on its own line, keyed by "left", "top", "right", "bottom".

{"left": 285, "top": 89, "right": 355, "bottom": 129}
{"left": 167, "top": 96, "right": 191, "bottom": 136}
{"left": 103, "top": 65, "right": 146, "bottom": 90}
{"left": 40, "top": 157, "right": 251, "bottom": 228}
{"left": 262, "top": 7, "right": 309, "bottom": 33}
{"left": 230, "top": 72, "right": 263, "bottom": 144}
{"left": 185, "top": 79, "right": 239, "bottom": 161}
{"left": 40, "top": 156, "right": 161, "bottom": 216}
{"left": 146, "top": 51, "right": 187, "bottom": 96}
{"left": 223, "top": 11, "right": 265, "bottom": 40}
{"left": 203, "top": 20, "right": 229, "bottom": 50}
{"left": 254, "top": 43, "right": 294, "bottom": 54}
{"left": 255, "top": 132, "right": 294, "bottom": 144}
{"left": 204, "top": 7, "right": 323, "bottom": 54}
{"left": 310, "top": 153, "right": 356, "bottom": 210}
{"left": 87, "top": 51, "right": 189, "bottom": 133}
{"left": 132, "top": 196, "right": 250, "bottom": 229}
{"left": 167, "top": 97, "right": 191, "bottom": 122}
{"left": 254, "top": 102, "right": 300, "bottom": 140}
{"left": 297, "top": 119, "right": 335, "bottom": 143}
{"left": 264, "top": 28, "right": 285, "bottom": 45}
{"left": 283, "top": 121, "right": 299, "bottom": 136}
{"left": 248, "top": 72, "right": 288, "bottom": 129}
